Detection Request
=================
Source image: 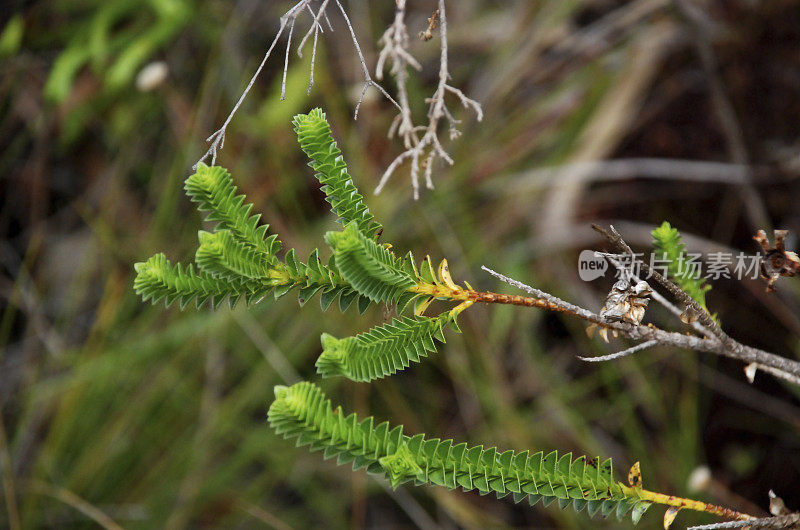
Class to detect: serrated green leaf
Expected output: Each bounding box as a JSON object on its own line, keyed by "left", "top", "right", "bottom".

{"left": 316, "top": 315, "right": 456, "bottom": 382}
{"left": 325, "top": 222, "right": 414, "bottom": 304}
{"left": 133, "top": 253, "right": 265, "bottom": 309}
{"left": 269, "top": 383, "right": 639, "bottom": 523}
{"left": 294, "top": 108, "right": 382, "bottom": 239}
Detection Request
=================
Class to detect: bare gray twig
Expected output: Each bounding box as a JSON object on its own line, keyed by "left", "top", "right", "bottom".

{"left": 482, "top": 225, "right": 800, "bottom": 384}
{"left": 375, "top": 0, "right": 483, "bottom": 199}
{"left": 280, "top": 15, "right": 296, "bottom": 101}
{"left": 194, "top": 0, "right": 399, "bottom": 170}
{"left": 688, "top": 513, "right": 800, "bottom": 529}
{"left": 297, "top": 0, "right": 330, "bottom": 94}
{"left": 746, "top": 363, "right": 800, "bottom": 387}
{"left": 333, "top": 0, "right": 400, "bottom": 119}
{"left": 195, "top": 1, "right": 303, "bottom": 169}
{"left": 578, "top": 340, "right": 658, "bottom": 362}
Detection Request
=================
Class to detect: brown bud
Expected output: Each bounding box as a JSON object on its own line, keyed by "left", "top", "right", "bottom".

{"left": 769, "top": 490, "right": 790, "bottom": 516}
{"left": 754, "top": 229, "right": 800, "bottom": 292}
{"left": 419, "top": 8, "right": 440, "bottom": 41}
{"left": 600, "top": 279, "right": 652, "bottom": 325}
{"left": 680, "top": 306, "right": 699, "bottom": 324}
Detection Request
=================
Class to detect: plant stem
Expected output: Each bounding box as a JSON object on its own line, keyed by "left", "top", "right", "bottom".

{"left": 410, "top": 282, "right": 612, "bottom": 326}
{"left": 633, "top": 486, "right": 754, "bottom": 521}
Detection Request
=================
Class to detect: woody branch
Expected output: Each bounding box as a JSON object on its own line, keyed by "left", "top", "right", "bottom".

{"left": 476, "top": 225, "right": 800, "bottom": 385}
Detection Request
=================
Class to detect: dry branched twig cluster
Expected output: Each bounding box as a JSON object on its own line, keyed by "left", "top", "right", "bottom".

{"left": 374, "top": 0, "right": 483, "bottom": 199}
{"left": 195, "top": 0, "right": 482, "bottom": 199}
{"left": 195, "top": 0, "right": 399, "bottom": 169}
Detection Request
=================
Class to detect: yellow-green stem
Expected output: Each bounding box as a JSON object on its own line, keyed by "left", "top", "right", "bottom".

{"left": 410, "top": 281, "right": 609, "bottom": 325}
{"left": 626, "top": 486, "right": 754, "bottom": 520}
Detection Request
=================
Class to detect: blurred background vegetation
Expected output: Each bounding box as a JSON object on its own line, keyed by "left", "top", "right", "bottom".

{"left": 2, "top": 0, "right": 800, "bottom": 528}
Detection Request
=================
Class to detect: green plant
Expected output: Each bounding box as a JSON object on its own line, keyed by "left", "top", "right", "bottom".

{"left": 651, "top": 221, "right": 712, "bottom": 313}
{"left": 135, "top": 109, "right": 757, "bottom": 528}
{"left": 269, "top": 381, "right": 650, "bottom": 519}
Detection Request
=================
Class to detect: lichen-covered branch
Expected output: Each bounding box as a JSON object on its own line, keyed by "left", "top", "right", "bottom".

{"left": 592, "top": 224, "right": 800, "bottom": 382}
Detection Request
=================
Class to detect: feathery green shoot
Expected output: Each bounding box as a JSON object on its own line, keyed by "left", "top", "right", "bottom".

{"left": 651, "top": 221, "right": 712, "bottom": 311}
{"left": 294, "top": 109, "right": 383, "bottom": 239}
{"left": 268, "top": 382, "right": 651, "bottom": 523}
{"left": 185, "top": 163, "right": 281, "bottom": 255}
{"left": 133, "top": 253, "right": 265, "bottom": 309}
{"left": 316, "top": 314, "right": 456, "bottom": 382}
{"left": 325, "top": 221, "right": 415, "bottom": 304}
{"left": 195, "top": 230, "right": 285, "bottom": 282}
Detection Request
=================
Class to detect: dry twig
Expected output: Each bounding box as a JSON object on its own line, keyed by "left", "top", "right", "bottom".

{"left": 578, "top": 339, "right": 658, "bottom": 363}
{"left": 194, "top": 0, "right": 399, "bottom": 170}
{"left": 481, "top": 224, "right": 800, "bottom": 385}
{"left": 687, "top": 513, "right": 800, "bottom": 529}
{"left": 195, "top": 0, "right": 478, "bottom": 198}
{"left": 333, "top": 0, "right": 400, "bottom": 119}
{"left": 374, "top": 0, "right": 483, "bottom": 199}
